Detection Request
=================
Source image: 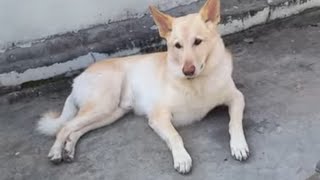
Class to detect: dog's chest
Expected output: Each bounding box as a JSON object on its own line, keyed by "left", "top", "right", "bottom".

{"left": 128, "top": 60, "right": 230, "bottom": 124}
{"left": 166, "top": 80, "right": 226, "bottom": 126}
{"left": 169, "top": 96, "right": 213, "bottom": 126}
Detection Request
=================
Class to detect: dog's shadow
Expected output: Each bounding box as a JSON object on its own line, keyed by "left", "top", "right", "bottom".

{"left": 178, "top": 106, "right": 230, "bottom": 149}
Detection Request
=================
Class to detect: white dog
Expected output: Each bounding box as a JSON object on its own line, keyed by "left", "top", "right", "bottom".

{"left": 37, "top": 0, "right": 249, "bottom": 174}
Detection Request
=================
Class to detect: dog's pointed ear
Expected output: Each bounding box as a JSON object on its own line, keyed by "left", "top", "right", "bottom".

{"left": 149, "top": 6, "right": 173, "bottom": 38}
{"left": 199, "top": 0, "right": 220, "bottom": 24}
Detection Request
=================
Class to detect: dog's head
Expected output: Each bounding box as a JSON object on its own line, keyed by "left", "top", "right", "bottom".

{"left": 150, "top": 0, "right": 221, "bottom": 79}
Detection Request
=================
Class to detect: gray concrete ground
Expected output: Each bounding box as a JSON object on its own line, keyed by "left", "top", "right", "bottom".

{"left": 1, "top": 9, "right": 320, "bottom": 180}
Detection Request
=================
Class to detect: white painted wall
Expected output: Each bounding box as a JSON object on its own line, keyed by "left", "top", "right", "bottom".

{"left": 0, "top": 0, "right": 197, "bottom": 50}
{"left": 1, "top": 0, "right": 320, "bottom": 87}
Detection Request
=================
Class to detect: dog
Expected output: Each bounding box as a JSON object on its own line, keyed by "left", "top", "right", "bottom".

{"left": 37, "top": 0, "right": 249, "bottom": 174}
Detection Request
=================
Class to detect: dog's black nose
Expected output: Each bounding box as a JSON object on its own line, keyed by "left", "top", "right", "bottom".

{"left": 182, "top": 64, "right": 195, "bottom": 76}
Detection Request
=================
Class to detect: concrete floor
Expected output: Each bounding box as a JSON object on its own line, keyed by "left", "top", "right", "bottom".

{"left": 1, "top": 10, "right": 320, "bottom": 180}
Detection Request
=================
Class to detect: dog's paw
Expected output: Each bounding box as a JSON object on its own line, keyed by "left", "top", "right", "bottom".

{"left": 63, "top": 141, "right": 75, "bottom": 163}
{"left": 62, "top": 149, "right": 74, "bottom": 163}
{"left": 48, "top": 147, "right": 62, "bottom": 164}
{"left": 172, "top": 148, "right": 192, "bottom": 174}
{"left": 230, "top": 137, "right": 249, "bottom": 161}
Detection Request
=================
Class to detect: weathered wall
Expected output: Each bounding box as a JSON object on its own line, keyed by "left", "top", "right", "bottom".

{"left": 0, "top": 0, "right": 197, "bottom": 50}
{"left": 0, "top": 0, "right": 319, "bottom": 92}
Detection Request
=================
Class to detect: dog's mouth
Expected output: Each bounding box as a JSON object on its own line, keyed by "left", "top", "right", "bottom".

{"left": 185, "top": 75, "right": 196, "bottom": 80}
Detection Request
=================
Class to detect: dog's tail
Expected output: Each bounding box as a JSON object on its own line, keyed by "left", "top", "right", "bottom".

{"left": 37, "top": 95, "right": 78, "bottom": 136}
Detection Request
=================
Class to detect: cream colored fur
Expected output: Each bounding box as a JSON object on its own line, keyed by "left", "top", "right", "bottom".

{"left": 37, "top": 0, "right": 249, "bottom": 174}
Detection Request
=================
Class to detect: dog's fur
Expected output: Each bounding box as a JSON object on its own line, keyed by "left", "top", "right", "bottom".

{"left": 37, "top": 0, "right": 249, "bottom": 174}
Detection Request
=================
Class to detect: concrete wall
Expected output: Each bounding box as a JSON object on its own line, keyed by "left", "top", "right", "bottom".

{"left": 0, "top": 0, "right": 320, "bottom": 92}
{"left": 0, "top": 0, "right": 197, "bottom": 50}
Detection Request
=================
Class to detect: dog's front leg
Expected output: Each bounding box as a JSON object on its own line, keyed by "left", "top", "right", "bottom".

{"left": 148, "top": 107, "right": 192, "bottom": 174}
{"left": 227, "top": 89, "right": 249, "bottom": 161}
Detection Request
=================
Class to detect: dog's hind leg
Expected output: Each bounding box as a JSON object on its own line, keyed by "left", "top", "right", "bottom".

{"left": 47, "top": 70, "right": 128, "bottom": 163}
{"left": 62, "top": 107, "right": 128, "bottom": 162}
{"left": 47, "top": 105, "right": 109, "bottom": 163}
{"left": 48, "top": 98, "right": 121, "bottom": 163}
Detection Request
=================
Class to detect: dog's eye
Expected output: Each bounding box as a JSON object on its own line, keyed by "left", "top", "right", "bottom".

{"left": 175, "top": 43, "right": 182, "bottom": 49}
{"left": 194, "top": 38, "right": 202, "bottom": 46}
